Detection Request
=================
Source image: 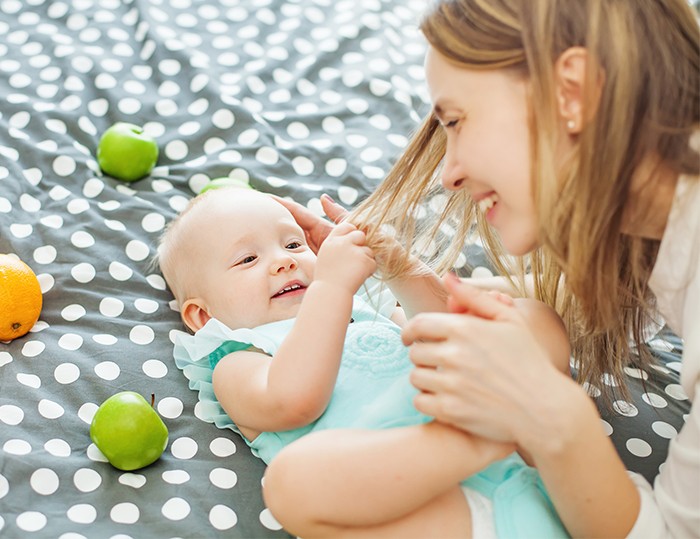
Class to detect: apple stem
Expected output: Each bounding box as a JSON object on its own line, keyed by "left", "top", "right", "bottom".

{"left": 151, "top": 393, "right": 155, "bottom": 407}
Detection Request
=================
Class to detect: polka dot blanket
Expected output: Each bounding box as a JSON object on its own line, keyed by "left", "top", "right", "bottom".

{"left": 0, "top": 0, "right": 691, "bottom": 538}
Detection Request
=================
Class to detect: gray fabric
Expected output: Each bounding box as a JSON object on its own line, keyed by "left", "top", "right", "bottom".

{"left": 0, "top": 0, "right": 689, "bottom": 537}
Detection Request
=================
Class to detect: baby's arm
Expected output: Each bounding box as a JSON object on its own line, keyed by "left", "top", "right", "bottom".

{"left": 212, "top": 222, "right": 376, "bottom": 437}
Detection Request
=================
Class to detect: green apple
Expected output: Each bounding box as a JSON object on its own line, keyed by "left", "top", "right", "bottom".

{"left": 90, "top": 391, "right": 169, "bottom": 471}
{"left": 199, "top": 176, "right": 254, "bottom": 194}
{"left": 97, "top": 122, "right": 159, "bottom": 182}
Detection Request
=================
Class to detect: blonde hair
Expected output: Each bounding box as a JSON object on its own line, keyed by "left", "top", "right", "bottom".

{"left": 156, "top": 193, "right": 213, "bottom": 308}
{"left": 351, "top": 0, "right": 700, "bottom": 398}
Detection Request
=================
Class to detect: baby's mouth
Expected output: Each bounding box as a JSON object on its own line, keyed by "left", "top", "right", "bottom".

{"left": 272, "top": 282, "right": 306, "bottom": 298}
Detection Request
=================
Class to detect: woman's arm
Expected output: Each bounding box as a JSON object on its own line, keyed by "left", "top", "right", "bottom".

{"left": 212, "top": 223, "right": 376, "bottom": 435}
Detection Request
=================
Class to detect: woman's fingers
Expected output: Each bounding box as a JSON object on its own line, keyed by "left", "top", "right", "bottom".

{"left": 401, "top": 312, "right": 461, "bottom": 345}
{"left": 320, "top": 193, "right": 349, "bottom": 224}
{"left": 443, "top": 273, "right": 513, "bottom": 320}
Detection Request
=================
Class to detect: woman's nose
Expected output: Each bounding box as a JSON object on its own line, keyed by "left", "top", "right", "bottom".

{"left": 441, "top": 144, "right": 466, "bottom": 191}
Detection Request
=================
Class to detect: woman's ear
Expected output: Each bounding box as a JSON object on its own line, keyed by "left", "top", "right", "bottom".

{"left": 554, "top": 47, "right": 589, "bottom": 134}
{"left": 181, "top": 299, "right": 211, "bottom": 333}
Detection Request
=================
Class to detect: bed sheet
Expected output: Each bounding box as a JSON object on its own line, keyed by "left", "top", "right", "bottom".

{"left": 0, "top": 0, "right": 690, "bottom": 538}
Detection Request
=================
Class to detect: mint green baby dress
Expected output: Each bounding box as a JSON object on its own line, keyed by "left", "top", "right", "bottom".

{"left": 172, "top": 279, "right": 568, "bottom": 538}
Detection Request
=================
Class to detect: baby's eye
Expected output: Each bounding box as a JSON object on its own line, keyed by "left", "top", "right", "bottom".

{"left": 237, "top": 255, "right": 257, "bottom": 265}
{"left": 286, "top": 241, "right": 303, "bottom": 249}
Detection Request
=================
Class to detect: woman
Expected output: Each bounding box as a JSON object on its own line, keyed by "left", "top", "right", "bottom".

{"left": 275, "top": 0, "right": 699, "bottom": 536}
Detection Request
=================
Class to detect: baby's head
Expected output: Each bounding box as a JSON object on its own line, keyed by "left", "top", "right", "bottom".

{"left": 159, "top": 188, "right": 317, "bottom": 332}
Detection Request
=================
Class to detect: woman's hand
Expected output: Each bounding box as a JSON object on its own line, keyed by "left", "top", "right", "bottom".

{"left": 402, "top": 274, "right": 573, "bottom": 451}
{"left": 272, "top": 194, "right": 348, "bottom": 253}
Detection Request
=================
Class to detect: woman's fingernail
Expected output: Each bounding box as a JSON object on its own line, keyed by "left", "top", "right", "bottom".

{"left": 322, "top": 193, "right": 336, "bottom": 203}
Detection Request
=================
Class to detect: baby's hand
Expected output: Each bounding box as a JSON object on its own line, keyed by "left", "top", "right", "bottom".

{"left": 315, "top": 222, "right": 376, "bottom": 295}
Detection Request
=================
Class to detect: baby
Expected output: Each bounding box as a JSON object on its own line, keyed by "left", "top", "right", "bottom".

{"left": 159, "top": 187, "right": 571, "bottom": 538}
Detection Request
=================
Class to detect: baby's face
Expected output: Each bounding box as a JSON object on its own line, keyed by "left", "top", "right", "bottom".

{"left": 178, "top": 190, "right": 317, "bottom": 331}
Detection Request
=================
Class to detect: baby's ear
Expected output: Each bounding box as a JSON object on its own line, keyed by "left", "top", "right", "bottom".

{"left": 181, "top": 299, "right": 211, "bottom": 332}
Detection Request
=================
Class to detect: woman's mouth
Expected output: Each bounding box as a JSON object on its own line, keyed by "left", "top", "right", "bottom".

{"left": 477, "top": 193, "right": 499, "bottom": 222}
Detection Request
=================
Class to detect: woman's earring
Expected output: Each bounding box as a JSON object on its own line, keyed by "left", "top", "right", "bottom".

{"left": 567, "top": 120, "right": 576, "bottom": 131}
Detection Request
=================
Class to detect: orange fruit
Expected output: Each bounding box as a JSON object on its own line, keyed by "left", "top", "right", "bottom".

{"left": 0, "top": 254, "right": 43, "bottom": 341}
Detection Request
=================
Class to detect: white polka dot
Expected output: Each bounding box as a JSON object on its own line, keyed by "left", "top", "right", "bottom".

{"left": 612, "top": 400, "right": 638, "bottom": 417}
{"left": 0, "top": 474, "right": 7, "bottom": 499}
{"left": 119, "top": 473, "right": 147, "bottom": 489}
{"left": 255, "top": 146, "right": 279, "bottom": 165}
{"left": 0, "top": 405, "right": 24, "bottom": 425}
{"left": 105, "top": 219, "right": 126, "bottom": 231}
{"left": 94, "top": 361, "right": 120, "bottom": 381}
{"left": 16, "top": 511, "right": 47, "bottom": 532}
{"left": 48, "top": 185, "right": 71, "bottom": 201}
{"left": 162, "top": 497, "right": 191, "bottom": 521}
{"left": 17, "top": 373, "right": 41, "bottom": 389}
{"left": 61, "top": 304, "right": 86, "bottom": 321}
{"left": 292, "top": 155, "right": 314, "bottom": 175}
{"left": 130, "top": 325, "right": 155, "bottom": 345}
{"left": 72, "top": 262, "right": 96, "bottom": 283}
{"left": 209, "top": 468, "right": 238, "bottom": 489}
{"left": 4, "top": 439, "right": 32, "bottom": 455}
{"left": 109, "top": 261, "right": 133, "bottom": 281}
{"left": 626, "top": 438, "right": 652, "bottom": 458}
{"left": 641, "top": 392, "right": 668, "bottom": 408}
{"left": 10, "top": 223, "right": 33, "bottom": 238}
{"left": 171, "top": 437, "right": 198, "bottom": 459}
{"left": 162, "top": 470, "right": 190, "bottom": 485}
{"left": 67, "top": 504, "right": 96, "bottom": 525}
{"left": 55, "top": 363, "right": 80, "bottom": 384}
{"left": 651, "top": 421, "right": 678, "bottom": 439}
{"left": 210, "top": 437, "right": 237, "bottom": 457}
{"left": 110, "top": 502, "right": 140, "bottom": 524}
{"left": 665, "top": 384, "right": 688, "bottom": 401}
{"left": 33, "top": 245, "right": 57, "bottom": 264}
{"left": 83, "top": 178, "right": 105, "bottom": 198}
{"left": 71, "top": 231, "right": 95, "bottom": 248}
{"left": 209, "top": 505, "right": 238, "bottom": 531}
{"left": 58, "top": 333, "right": 83, "bottom": 351}
{"left": 142, "top": 359, "right": 168, "bottom": 378}
{"left": 259, "top": 508, "right": 283, "bottom": 531}
{"left": 86, "top": 443, "right": 109, "bottom": 463}
{"left": 165, "top": 139, "right": 188, "bottom": 160}
{"left": 74, "top": 468, "right": 102, "bottom": 493}
{"left": 31, "top": 468, "right": 60, "bottom": 495}
{"left": 126, "top": 240, "right": 150, "bottom": 261}
{"left": 93, "top": 334, "right": 118, "bottom": 345}
{"left": 45, "top": 439, "right": 71, "bottom": 457}
{"left": 158, "top": 397, "right": 183, "bottom": 419}
{"left": 38, "top": 399, "right": 64, "bottom": 419}
{"left": 77, "top": 403, "right": 98, "bottom": 425}
{"left": 623, "top": 367, "right": 649, "bottom": 380}
{"left": 22, "top": 340, "right": 45, "bottom": 357}
{"left": 53, "top": 155, "right": 76, "bottom": 176}
{"left": 142, "top": 213, "right": 165, "bottom": 233}
{"left": 100, "top": 297, "right": 125, "bottom": 317}
{"left": 67, "top": 198, "right": 90, "bottom": 215}
{"left": 36, "top": 273, "right": 54, "bottom": 294}
{"left": 212, "top": 109, "right": 235, "bottom": 129}
{"left": 134, "top": 298, "right": 159, "bottom": 314}
{"left": 0, "top": 352, "right": 12, "bottom": 369}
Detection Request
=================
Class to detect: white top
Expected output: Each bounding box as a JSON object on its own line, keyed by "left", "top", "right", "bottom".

{"left": 628, "top": 174, "right": 700, "bottom": 539}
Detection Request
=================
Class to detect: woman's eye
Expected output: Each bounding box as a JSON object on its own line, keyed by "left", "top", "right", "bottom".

{"left": 444, "top": 119, "right": 458, "bottom": 129}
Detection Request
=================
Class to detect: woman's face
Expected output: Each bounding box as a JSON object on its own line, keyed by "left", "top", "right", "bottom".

{"left": 424, "top": 46, "right": 539, "bottom": 256}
